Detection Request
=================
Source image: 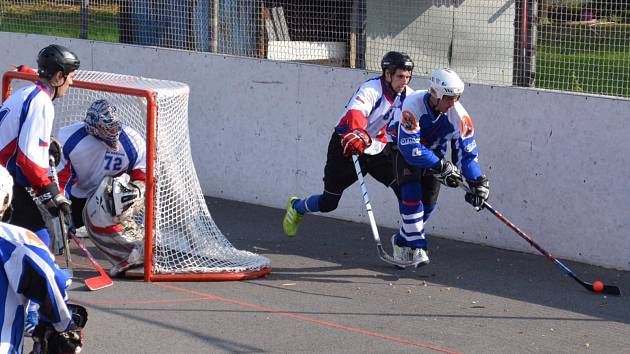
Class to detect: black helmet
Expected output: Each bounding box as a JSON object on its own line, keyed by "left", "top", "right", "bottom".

{"left": 37, "top": 44, "right": 80, "bottom": 79}
{"left": 381, "top": 51, "right": 414, "bottom": 73}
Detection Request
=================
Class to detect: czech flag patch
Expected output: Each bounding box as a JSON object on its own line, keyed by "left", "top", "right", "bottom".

{"left": 38, "top": 138, "right": 48, "bottom": 147}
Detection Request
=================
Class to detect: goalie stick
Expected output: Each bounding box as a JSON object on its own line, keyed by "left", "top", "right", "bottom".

{"left": 45, "top": 157, "right": 113, "bottom": 290}
{"left": 460, "top": 183, "right": 621, "bottom": 296}
{"left": 352, "top": 154, "right": 417, "bottom": 268}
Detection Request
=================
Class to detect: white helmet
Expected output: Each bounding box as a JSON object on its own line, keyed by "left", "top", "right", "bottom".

{"left": 430, "top": 68, "right": 465, "bottom": 99}
{"left": 0, "top": 165, "right": 13, "bottom": 214}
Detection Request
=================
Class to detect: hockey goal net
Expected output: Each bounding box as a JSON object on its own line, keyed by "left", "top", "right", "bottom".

{"left": 2, "top": 70, "right": 271, "bottom": 281}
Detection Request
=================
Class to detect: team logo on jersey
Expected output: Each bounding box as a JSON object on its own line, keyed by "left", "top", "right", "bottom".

{"left": 460, "top": 115, "right": 475, "bottom": 139}
{"left": 401, "top": 111, "right": 419, "bottom": 133}
{"left": 38, "top": 138, "right": 48, "bottom": 147}
{"left": 399, "top": 137, "right": 420, "bottom": 145}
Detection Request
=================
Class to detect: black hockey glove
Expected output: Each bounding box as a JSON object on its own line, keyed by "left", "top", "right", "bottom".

{"left": 429, "top": 159, "right": 463, "bottom": 188}
{"left": 49, "top": 137, "right": 62, "bottom": 167}
{"left": 465, "top": 175, "right": 490, "bottom": 209}
{"left": 39, "top": 182, "right": 72, "bottom": 217}
{"left": 32, "top": 304, "right": 87, "bottom": 354}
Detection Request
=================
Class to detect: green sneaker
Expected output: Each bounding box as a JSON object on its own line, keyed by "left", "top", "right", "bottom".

{"left": 283, "top": 196, "right": 303, "bottom": 237}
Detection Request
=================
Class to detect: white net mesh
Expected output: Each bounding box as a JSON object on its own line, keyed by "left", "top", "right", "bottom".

{"left": 14, "top": 70, "right": 271, "bottom": 276}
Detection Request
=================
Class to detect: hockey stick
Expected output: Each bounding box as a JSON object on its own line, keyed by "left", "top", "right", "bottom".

{"left": 68, "top": 230, "right": 113, "bottom": 290}
{"left": 460, "top": 184, "right": 621, "bottom": 296}
{"left": 49, "top": 157, "right": 112, "bottom": 290}
{"left": 352, "top": 154, "right": 417, "bottom": 268}
{"left": 48, "top": 157, "right": 73, "bottom": 276}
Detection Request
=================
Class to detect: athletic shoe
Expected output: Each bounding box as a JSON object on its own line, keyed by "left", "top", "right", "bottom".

{"left": 283, "top": 196, "right": 303, "bottom": 237}
{"left": 391, "top": 234, "right": 430, "bottom": 268}
{"left": 24, "top": 310, "right": 38, "bottom": 337}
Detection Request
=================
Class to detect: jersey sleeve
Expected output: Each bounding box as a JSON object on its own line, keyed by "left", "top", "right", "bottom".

{"left": 450, "top": 103, "right": 482, "bottom": 180}
{"left": 4, "top": 230, "right": 72, "bottom": 332}
{"left": 396, "top": 106, "right": 440, "bottom": 169}
{"left": 16, "top": 96, "right": 54, "bottom": 189}
{"left": 125, "top": 127, "right": 146, "bottom": 182}
{"left": 334, "top": 83, "right": 380, "bottom": 135}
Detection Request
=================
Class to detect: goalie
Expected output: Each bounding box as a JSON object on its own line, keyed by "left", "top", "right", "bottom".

{"left": 0, "top": 165, "right": 87, "bottom": 354}
{"left": 56, "top": 99, "right": 147, "bottom": 276}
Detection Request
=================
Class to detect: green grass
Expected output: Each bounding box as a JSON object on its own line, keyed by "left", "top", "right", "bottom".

{"left": 0, "top": 3, "right": 118, "bottom": 42}
{"left": 536, "top": 24, "right": 630, "bottom": 97}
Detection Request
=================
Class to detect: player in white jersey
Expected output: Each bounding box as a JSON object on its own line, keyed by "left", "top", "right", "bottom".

{"left": 283, "top": 52, "right": 414, "bottom": 237}
{"left": 386, "top": 68, "right": 490, "bottom": 267}
{"left": 0, "top": 44, "right": 79, "bottom": 246}
{"left": 57, "top": 99, "right": 146, "bottom": 276}
{"left": 0, "top": 165, "right": 86, "bottom": 354}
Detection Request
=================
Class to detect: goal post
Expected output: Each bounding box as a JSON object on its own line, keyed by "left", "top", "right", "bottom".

{"left": 2, "top": 70, "right": 271, "bottom": 282}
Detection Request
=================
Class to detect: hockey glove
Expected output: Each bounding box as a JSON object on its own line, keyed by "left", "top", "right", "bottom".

{"left": 429, "top": 160, "right": 463, "bottom": 188}
{"left": 32, "top": 304, "right": 87, "bottom": 354}
{"left": 340, "top": 129, "right": 371, "bottom": 157}
{"left": 465, "top": 175, "right": 490, "bottom": 209}
{"left": 49, "top": 137, "right": 62, "bottom": 167}
{"left": 39, "top": 182, "right": 72, "bottom": 217}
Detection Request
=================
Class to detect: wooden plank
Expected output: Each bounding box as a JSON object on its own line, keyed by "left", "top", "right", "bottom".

{"left": 272, "top": 6, "right": 290, "bottom": 41}
{"left": 262, "top": 6, "right": 278, "bottom": 41}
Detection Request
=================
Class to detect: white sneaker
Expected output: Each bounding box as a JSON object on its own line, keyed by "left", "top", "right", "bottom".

{"left": 391, "top": 234, "right": 430, "bottom": 268}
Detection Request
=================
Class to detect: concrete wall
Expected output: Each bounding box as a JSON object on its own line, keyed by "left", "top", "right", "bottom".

{"left": 365, "top": 0, "right": 514, "bottom": 84}
{"left": 1, "top": 33, "right": 628, "bottom": 270}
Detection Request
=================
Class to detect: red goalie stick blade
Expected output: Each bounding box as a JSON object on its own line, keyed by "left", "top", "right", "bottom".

{"left": 69, "top": 232, "right": 113, "bottom": 291}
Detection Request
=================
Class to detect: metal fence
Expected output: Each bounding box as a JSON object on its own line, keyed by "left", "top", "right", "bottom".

{"left": 0, "top": 0, "right": 628, "bottom": 98}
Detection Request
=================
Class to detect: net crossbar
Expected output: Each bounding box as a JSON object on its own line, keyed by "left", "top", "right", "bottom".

{"left": 2, "top": 70, "right": 271, "bottom": 281}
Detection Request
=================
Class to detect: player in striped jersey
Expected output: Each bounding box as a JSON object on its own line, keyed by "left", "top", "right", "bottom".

{"left": 386, "top": 68, "right": 490, "bottom": 267}
{"left": 283, "top": 52, "right": 414, "bottom": 237}
{"left": 0, "top": 165, "right": 84, "bottom": 354}
{"left": 57, "top": 99, "right": 146, "bottom": 276}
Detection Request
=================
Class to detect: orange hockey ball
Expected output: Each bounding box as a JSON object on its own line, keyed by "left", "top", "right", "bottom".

{"left": 592, "top": 281, "right": 604, "bottom": 293}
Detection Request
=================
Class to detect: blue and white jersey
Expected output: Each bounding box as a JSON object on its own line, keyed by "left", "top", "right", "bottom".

{"left": 57, "top": 122, "right": 147, "bottom": 199}
{"left": 388, "top": 90, "right": 482, "bottom": 181}
{"left": 0, "top": 222, "right": 72, "bottom": 353}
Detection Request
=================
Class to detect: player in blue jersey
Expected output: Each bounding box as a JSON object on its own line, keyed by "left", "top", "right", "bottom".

{"left": 387, "top": 68, "right": 490, "bottom": 267}
{"left": 0, "top": 165, "right": 85, "bottom": 354}
{"left": 283, "top": 52, "right": 414, "bottom": 237}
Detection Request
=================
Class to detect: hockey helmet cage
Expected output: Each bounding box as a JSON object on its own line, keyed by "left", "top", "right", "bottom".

{"left": 84, "top": 99, "right": 122, "bottom": 148}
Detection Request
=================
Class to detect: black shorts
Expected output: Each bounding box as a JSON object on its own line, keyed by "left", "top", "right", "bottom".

{"left": 323, "top": 132, "right": 396, "bottom": 194}
{"left": 10, "top": 184, "right": 46, "bottom": 232}
{"left": 393, "top": 149, "right": 441, "bottom": 206}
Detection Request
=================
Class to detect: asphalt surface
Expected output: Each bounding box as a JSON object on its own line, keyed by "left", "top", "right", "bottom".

{"left": 26, "top": 197, "right": 630, "bottom": 353}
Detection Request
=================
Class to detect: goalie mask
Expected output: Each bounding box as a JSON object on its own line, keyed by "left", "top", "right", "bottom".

{"left": 93, "top": 176, "right": 143, "bottom": 217}
{"left": 84, "top": 99, "right": 122, "bottom": 149}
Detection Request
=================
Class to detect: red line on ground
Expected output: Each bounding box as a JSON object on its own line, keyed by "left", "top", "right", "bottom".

{"left": 78, "top": 297, "right": 210, "bottom": 306}
{"left": 153, "top": 283, "right": 461, "bottom": 354}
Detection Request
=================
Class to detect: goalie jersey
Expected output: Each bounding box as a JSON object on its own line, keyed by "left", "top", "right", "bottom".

{"left": 335, "top": 76, "right": 413, "bottom": 155}
{"left": 0, "top": 222, "right": 73, "bottom": 353}
{"left": 387, "top": 90, "right": 482, "bottom": 181}
{"left": 57, "top": 122, "right": 146, "bottom": 199}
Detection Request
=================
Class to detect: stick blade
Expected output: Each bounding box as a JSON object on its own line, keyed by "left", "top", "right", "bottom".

{"left": 85, "top": 276, "right": 113, "bottom": 291}
{"left": 602, "top": 285, "right": 622, "bottom": 296}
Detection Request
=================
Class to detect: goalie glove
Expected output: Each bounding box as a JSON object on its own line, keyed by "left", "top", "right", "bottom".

{"left": 429, "top": 159, "right": 463, "bottom": 188}
{"left": 112, "top": 179, "right": 144, "bottom": 219}
{"left": 465, "top": 175, "right": 490, "bottom": 209}
{"left": 340, "top": 129, "right": 371, "bottom": 157}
